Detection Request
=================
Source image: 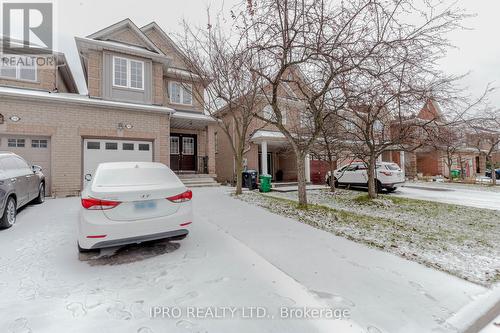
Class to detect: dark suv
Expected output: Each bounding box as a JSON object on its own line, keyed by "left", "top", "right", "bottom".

{"left": 0, "top": 152, "right": 45, "bottom": 229}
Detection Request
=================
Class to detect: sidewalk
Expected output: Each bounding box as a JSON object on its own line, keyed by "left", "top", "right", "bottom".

{"left": 193, "top": 187, "right": 489, "bottom": 333}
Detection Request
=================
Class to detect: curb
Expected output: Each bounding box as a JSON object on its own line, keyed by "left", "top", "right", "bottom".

{"left": 446, "top": 285, "right": 500, "bottom": 332}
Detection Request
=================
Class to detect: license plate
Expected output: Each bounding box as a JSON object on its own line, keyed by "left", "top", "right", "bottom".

{"left": 134, "top": 200, "right": 157, "bottom": 211}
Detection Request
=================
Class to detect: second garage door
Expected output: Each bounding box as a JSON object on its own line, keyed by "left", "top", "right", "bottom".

{"left": 83, "top": 139, "right": 153, "bottom": 184}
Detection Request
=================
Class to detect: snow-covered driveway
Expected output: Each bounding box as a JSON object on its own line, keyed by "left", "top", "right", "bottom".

{"left": 0, "top": 197, "right": 359, "bottom": 333}
{"left": 393, "top": 183, "right": 500, "bottom": 210}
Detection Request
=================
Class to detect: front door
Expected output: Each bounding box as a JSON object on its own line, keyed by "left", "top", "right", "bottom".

{"left": 170, "top": 133, "right": 197, "bottom": 172}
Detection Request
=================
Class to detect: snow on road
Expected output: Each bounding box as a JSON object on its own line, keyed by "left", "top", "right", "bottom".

{"left": 194, "top": 187, "right": 489, "bottom": 333}
{"left": 0, "top": 197, "right": 360, "bottom": 333}
{"left": 393, "top": 184, "right": 500, "bottom": 210}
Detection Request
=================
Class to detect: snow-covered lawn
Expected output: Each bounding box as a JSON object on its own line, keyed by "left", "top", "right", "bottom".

{"left": 0, "top": 197, "right": 360, "bottom": 333}
{"left": 237, "top": 189, "right": 500, "bottom": 286}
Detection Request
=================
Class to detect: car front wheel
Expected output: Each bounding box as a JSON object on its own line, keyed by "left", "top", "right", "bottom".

{"left": 0, "top": 197, "right": 16, "bottom": 229}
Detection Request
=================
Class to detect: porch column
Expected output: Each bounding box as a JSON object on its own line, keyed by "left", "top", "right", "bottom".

{"left": 400, "top": 151, "right": 405, "bottom": 178}
{"left": 305, "top": 153, "right": 311, "bottom": 183}
{"left": 207, "top": 124, "right": 216, "bottom": 174}
{"left": 377, "top": 154, "right": 383, "bottom": 162}
{"left": 261, "top": 140, "right": 268, "bottom": 175}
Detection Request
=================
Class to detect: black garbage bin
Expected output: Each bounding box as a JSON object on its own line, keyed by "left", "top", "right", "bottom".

{"left": 242, "top": 170, "right": 258, "bottom": 190}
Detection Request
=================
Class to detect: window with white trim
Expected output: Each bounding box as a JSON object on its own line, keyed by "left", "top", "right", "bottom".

{"left": 300, "top": 112, "right": 313, "bottom": 128}
{"left": 262, "top": 105, "right": 286, "bottom": 124}
{"left": 8, "top": 138, "right": 25, "bottom": 147}
{"left": 182, "top": 137, "right": 195, "bottom": 155}
{"left": 113, "top": 56, "right": 144, "bottom": 90}
{"left": 169, "top": 81, "right": 192, "bottom": 105}
{"left": 0, "top": 55, "right": 37, "bottom": 81}
{"left": 373, "top": 120, "right": 384, "bottom": 132}
{"left": 170, "top": 137, "right": 179, "bottom": 154}
{"left": 31, "top": 139, "right": 48, "bottom": 148}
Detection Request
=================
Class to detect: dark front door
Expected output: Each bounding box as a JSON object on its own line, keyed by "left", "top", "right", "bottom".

{"left": 170, "top": 133, "right": 197, "bottom": 172}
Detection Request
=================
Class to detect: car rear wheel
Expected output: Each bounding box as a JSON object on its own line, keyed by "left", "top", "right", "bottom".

{"left": 386, "top": 187, "right": 396, "bottom": 193}
{"left": 34, "top": 183, "right": 45, "bottom": 204}
{"left": 0, "top": 197, "right": 16, "bottom": 229}
{"left": 376, "top": 180, "right": 383, "bottom": 193}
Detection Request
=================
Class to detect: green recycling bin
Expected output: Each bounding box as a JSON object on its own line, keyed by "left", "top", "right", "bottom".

{"left": 259, "top": 174, "right": 272, "bottom": 193}
{"left": 450, "top": 169, "right": 460, "bottom": 179}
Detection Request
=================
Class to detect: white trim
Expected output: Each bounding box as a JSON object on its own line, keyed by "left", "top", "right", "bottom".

{"left": 87, "top": 19, "right": 164, "bottom": 55}
{"left": 169, "top": 81, "right": 193, "bottom": 106}
{"left": 112, "top": 56, "right": 144, "bottom": 91}
{"left": 0, "top": 86, "right": 174, "bottom": 114}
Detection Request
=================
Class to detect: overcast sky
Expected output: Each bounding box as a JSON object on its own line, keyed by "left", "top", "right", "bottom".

{"left": 56, "top": 0, "right": 500, "bottom": 107}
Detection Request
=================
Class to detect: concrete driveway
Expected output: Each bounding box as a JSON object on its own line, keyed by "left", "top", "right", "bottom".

{"left": 393, "top": 183, "right": 500, "bottom": 210}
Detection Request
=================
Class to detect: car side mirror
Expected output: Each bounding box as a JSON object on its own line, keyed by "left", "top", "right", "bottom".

{"left": 32, "top": 165, "right": 42, "bottom": 173}
{"left": 84, "top": 174, "right": 92, "bottom": 181}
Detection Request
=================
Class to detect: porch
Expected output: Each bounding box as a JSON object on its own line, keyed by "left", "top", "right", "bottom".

{"left": 249, "top": 130, "right": 312, "bottom": 183}
{"left": 169, "top": 109, "right": 217, "bottom": 176}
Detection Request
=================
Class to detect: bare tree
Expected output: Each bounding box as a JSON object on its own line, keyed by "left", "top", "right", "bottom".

{"left": 238, "top": 0, "right": 383, "bottom": 206}
{"left": 235, "top": 0, "right": 471, "bottom": 202}
{"left": 467, "top": 108, "right": 500, "bottom": 185}
{"left": 425, "top": 123, "right": 468, "bottom": 179}
{"left": 178, "top": 15, "right": 263, "bottom": 195}
{"left": 314, "top": 111, "right": 349, "bottom": 192}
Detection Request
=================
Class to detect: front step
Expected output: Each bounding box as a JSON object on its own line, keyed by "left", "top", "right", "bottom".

{"left": 177, "top": 174, "right": 220, "bottom": 187}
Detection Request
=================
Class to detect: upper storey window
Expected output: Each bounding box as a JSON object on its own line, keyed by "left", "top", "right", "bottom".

{"left": 0, "top": 55, "right": 37, "bottom": 82}
{"left": 113, "top": 56, "right": 144, "bottom": 90}
{"left": 169, "top": 81, "right": 192, "bottom": 106}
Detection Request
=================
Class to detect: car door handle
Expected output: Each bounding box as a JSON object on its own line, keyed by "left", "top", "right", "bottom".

{"left": 10, "top": 178, "right": 17, "bottom": 182}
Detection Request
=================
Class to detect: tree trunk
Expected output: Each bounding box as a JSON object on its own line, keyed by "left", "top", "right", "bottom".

{"left": 234, "top": 153, "right": 244, "bottom": 195}
{"left": 329, "top": 159, "right": 336, "bottom": 192}
{"left": 489, "top": 156, "right": 497, "bottom": 186}
{"left": 296, "top": 152, "right": 308, "bottom": 207}
{"left": 367, "top": 155, "right": 378, "bottom": 199}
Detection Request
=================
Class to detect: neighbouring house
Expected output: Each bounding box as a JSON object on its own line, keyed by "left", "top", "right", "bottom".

{"left": 0, "top": 19, "right": 217, "bottom": 197}
{"left": 405, "top": 99, "right": 488, "bottom": 179}
{"left": 215, "top": 68, "right": 335, "bottom": 185}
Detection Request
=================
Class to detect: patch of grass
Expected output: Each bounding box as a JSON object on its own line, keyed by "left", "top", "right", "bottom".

{"left": 353, "top": 194, "right": 372, "bottom": 204}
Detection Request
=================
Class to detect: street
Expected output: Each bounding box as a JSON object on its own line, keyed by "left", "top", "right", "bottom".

{"left": 393, "top": 183, "right": 500, "bottom": 210}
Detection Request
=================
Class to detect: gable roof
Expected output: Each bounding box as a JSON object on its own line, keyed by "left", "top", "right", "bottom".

{"left": 140, "top": 22, "right": 190, "bottom": 68}
{"left": 88, "top": 18, "right": 163, "bottom": 55}
{"left": 417, "top": 99, "right": 444, "bottom": 122}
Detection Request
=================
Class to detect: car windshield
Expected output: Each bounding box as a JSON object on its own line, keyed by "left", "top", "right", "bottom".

{"left": 94, "top": 167, "right": 175, "bottom": 187}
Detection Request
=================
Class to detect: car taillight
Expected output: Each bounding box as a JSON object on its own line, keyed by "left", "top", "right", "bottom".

{"left": 167, "top": 190, "right": 193, "bottom": 203}
{"left": 379, "top": 171, "right": 393, "bottom": 176}
{"left": 81, "top": 197, "right": 121, "bottom": 210}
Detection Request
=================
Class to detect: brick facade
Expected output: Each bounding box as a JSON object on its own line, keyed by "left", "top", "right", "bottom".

{"left": 0, "top": 97, "right": 170, "bottom": 197}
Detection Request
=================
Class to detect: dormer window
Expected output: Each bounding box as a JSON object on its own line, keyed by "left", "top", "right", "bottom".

{"left": 0, "top": 55, "right": 37, "bottom": 82}
{"left": 169, "top": 81, "right": 192, "bottom": 106}
{"left": 113, "top": 56, "right": 144, "bottom": 90}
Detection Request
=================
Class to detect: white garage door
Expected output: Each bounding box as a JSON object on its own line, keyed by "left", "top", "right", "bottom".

{"left": 0, "top": 135, "right": 52, "bottom": 193}
{"left": 83, "top": 139, "right": 153, "bottom": 183}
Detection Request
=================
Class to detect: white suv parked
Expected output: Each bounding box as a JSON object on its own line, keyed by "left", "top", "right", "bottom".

{"left": 326, "top": 162, "right": 405, "bottom": 193}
